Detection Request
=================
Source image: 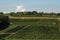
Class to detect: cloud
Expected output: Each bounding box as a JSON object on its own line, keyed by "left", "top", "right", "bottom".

{"left": 16, "top": 5, "right": 26, "bottom": 12}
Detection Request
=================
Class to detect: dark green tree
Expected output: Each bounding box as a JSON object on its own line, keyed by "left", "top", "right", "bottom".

{"left": 32, "top": 11, "right": 38, "bottom": 15}
{"left": 0, "top": 12, "right": 4, "bottom": 15}
{"left": 16, "top": 12, "right": 23, "bottom": 15}
{"left": 0, "top": 16, "right": 10, "bottom": 30}
{"left": 57, "top": 13, "right": 60, "bottom": 16}
{"left": 23, "top": 11, "right": 32, "bottom": 15}
{"left": 10, "top": 12, "right": 16, "bottom": 16}
{"left": 38, "top": 12, "right": 44, "bottom": 16}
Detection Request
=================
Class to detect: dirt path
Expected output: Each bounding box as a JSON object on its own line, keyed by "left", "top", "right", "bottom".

{"left": 9, "top": 16, "right": 58, "bottom": 19}
{"left": 9, "top": 16, "right": 60, "bottom": 21}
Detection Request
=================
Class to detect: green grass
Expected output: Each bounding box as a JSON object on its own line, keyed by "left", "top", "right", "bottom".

{"left": 7, "top": 26, "right": 59, "bottom": 39}
{"left": 0, "top": 19, "right": 60, "bottom": 40}
{"left": 10, "top": 19, "right": 57, "bottom": 26}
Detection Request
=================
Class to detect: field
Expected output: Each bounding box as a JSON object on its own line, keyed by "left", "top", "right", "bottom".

{"left": 0, "top": 16, "right": 60, "bottom": 40}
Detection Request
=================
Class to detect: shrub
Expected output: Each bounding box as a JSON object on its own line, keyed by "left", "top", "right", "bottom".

{"left": 0, "top": 16, "right": 10, "bottom": 30}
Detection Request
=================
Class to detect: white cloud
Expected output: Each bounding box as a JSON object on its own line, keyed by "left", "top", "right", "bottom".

{"left": 16, "top": 5, "right": 26, "bottom": 12}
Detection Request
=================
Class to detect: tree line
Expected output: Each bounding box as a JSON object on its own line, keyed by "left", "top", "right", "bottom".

{"left": 0, "top": 11, "right": 60, "bottom": 17}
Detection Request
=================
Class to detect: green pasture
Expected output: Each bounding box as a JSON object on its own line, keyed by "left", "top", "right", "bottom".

{"left": 0, "top": 19, "right": 60, "bottom": 40}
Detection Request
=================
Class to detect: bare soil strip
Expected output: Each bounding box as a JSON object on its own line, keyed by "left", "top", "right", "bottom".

{"left": 9, "top": 16, "right": 60, "bottom": 21}
{"left": 9, "top": 16, "right": 58, "bottom": 19}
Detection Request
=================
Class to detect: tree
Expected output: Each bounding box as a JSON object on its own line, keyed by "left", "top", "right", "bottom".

{"left": 0, "top": 12, "right": 4, "bottom": 15}
{"left": 10, "top": 12, "right": 16, "bottom": 16}
{"left": 16, "top": 12, "right": 23, "bottom": 15}
{"left": 57, "top": 13, "right": 60, "bottom": 16}
{"left": 0, "top": 16, "right": 10, "bottom": 30}
{"left": 49, "top": 12, "right": 57, "bottom": 17}
{"left": 23, "top": 11, "right": 32, "bottom": 15}
{"left": 38, "top": 12, "right": 44, "bottom": 16}
{"left": 32, "top": 11, "right": 38, "bottom": 15}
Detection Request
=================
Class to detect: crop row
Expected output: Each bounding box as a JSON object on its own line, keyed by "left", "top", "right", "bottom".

{"left": 7, "top": 25, "right": 60, "bottom": 39}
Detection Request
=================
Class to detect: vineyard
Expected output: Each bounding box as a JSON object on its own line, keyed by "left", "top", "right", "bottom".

{"left": 0, "top": 18, "right": 60, "bottom": 40}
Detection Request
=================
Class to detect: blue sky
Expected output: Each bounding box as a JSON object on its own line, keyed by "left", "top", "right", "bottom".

{"left": 0, "top": 0, "right": 60, "bottom": 13}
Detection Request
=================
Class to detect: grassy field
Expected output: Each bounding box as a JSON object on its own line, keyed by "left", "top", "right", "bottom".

{"left": 0, "top": 17, "right": 60, "bottom": 40}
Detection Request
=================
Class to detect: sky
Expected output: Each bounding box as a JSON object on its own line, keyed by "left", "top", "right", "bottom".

{"left": 0, "top": 0, "right": 60, "bottom": 13}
